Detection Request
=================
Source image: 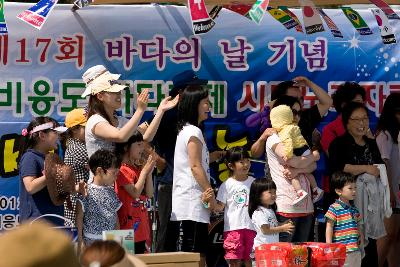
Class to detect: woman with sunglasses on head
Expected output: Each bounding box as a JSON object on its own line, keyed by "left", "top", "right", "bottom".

{"left": 264, "top": 96, "right": 320, "bottom": 242}
{"left": 81, "top": 65, "right": 178, "bottom": 159}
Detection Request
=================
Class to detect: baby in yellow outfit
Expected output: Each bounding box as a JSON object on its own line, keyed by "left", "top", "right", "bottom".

{"left": 270, "top": 105, "right": 323, "bottom": 204}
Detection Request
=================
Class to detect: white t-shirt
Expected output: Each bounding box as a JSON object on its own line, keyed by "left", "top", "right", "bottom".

{"left": 376, "top": 131, "right": 400, "bottom": 208}
{"left": 171, "top": 124, "right": 210, "bottom": 223}
{"left": 85, "top": 114, "right": 129, "bottom": 158}
{"left": 266, "top": 134, "right": 313, "bottom": 214}
{"left": 216, "top": 176, "right": 255, "bottom": 232}
{"left": 252, "top": 206, "right": 279, "bottom": 247}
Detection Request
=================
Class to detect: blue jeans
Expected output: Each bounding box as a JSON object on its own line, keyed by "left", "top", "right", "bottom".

{"left": 276, "top": 213, "right": 313, "bottom": 242}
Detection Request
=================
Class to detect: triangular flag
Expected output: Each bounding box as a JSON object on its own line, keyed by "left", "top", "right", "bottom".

{"left": 72, "top": 0, "right": 93, "bottom": 12}
{"left": 370, "top": 0, "right": 399, "bottom": 20}
{"left": 247, "top": 0, "right": 270, "bottom": 24}
{"left": 223, "top": 4, "right": 252, "bottom": 17}
{"left": 299, "top": 0, "right": 324, "bottom": 34}
{"left": 342, "top": 7, "right": 373, "bottom": 35}
{"left": 187, "top": 0, "right": 215, "bottom": 35}
{"left": 279, "top": 6, "right": 304, "bottom": 32}
{"left": 372, "top": 9, "right": 396, "bottom": 44}
{"left": 17, "top": 0, "right": 58, "bottom": 30}
{"left": 0, "top": 0, "right": 8, "bottom": 35}
{"left": 209, "top": 5, "right": 223, "bottom": 20}
{"left": 267, "top": 7, "right": 299, "bottom": 30}
{"left": 318, "top": 9, "right": 343, "bottom": 38}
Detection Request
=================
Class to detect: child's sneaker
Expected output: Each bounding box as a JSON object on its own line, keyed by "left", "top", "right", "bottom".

{"left": 293, "top": 190, "right": 308, "bottom": 205}
{"left": 312, "top": 187, "right": 324, "bottom": 203}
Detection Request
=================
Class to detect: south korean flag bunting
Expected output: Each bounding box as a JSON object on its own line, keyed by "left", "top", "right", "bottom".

{"left": 369, "top": 0, "right": 399, "bottom": 20}
{"left": 372, "top": 9, "right": 396, "bottom": 44}
{"left": 0, "top": 0, "right": 8, "bottom": 35}
{"left": 299, "top": 0, "right": 325, "bottom": 34}
{"left": 17, "top": 0, "right": 58, "bottom": 30}
{"left": 247, "top": 0, "right": 270, "bottom": 24}
{"left": 188, "top": 0, "right": 215, "bottom": 35}
{"left": 318, "top": 9, "right": 343, "bottom": 38}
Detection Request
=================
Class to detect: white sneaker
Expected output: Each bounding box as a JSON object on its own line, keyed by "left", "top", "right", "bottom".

{"left": 293, "top": 190, "right": 308, "bottom": 205}
{"left": 312, "top": 187, "right": 324, "bottom": 203}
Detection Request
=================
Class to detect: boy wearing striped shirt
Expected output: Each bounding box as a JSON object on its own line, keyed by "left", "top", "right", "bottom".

{"left": 325, "top": 171, "right": 364, "bottom": 267}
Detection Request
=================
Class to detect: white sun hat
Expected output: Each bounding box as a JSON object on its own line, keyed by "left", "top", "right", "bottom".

{"left": 81, "top": 65, "right": 127, "bottom": 97}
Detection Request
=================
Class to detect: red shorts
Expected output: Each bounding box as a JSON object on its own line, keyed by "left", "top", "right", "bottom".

{"left": 223, "top": 229, "right": 256, "bottom": 260}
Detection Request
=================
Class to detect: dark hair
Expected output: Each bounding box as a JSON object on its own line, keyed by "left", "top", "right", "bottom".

{"left": 80, "top": 240, "right": 125, "bottom": 267}
{"left": 88, "top": 149, "right": 120, "bottom": 175}
{"left": 332, "top": 82, "right": 366, "bottom": 113}
{"left": 248, "top": 178, "right": 277, "bottom": 218}
{"left": 376, "top": 93, "right": 400, "bottom": 144}
{"left": 271, "top": 81, "right": 298, "bottom": 101}
{"left": 177, "top": 84, "right": 209, "bottom": 131}
{"left": 331, "top": 171, "right": 357, "bottom": 191}
{"left": 21, "top": 116, "right": 60, "bottom": 156}
{"left": 272, "top": 95, "right": 301, "bottom": 109}
{"left": 115, "top": 131, "right": 144, "bottom": 163}
{"left": 87, "top": 95, "right": 113, "bottom": 125}
{"left": 60, "top": 125, "right": 84, "bottom": 152}
{"left": 341, "top": 102, "right": 369, "bottom": 130}
{"left": 225, "top": 147, "right": 250, "bottom": 175}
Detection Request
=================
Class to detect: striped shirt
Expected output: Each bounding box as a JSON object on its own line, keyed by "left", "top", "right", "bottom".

{"left": 325, "top": 199, "right": 361, "bottom": 253}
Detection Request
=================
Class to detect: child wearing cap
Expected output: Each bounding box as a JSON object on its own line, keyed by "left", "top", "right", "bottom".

{"left": 18, "top": 116, "right": 68, "bottom": 226}
{"left": 63, "top": 108, "right": 90, "bottom": 226}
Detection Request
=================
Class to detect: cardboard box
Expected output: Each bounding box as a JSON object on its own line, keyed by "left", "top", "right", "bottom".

{"left": 135, "top": 252, "right": 200, "bottom": 267}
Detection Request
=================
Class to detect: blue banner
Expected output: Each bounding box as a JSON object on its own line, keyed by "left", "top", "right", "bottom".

{"left": 0, "top": 3, "right": 399, "bottom": 230}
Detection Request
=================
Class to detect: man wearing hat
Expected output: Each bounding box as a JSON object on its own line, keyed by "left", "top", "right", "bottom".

{"left": 140, "top": 70, "right": 208, "bottom": 252}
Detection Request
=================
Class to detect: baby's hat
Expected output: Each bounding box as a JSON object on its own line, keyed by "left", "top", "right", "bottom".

{"left": 270, "top": 105, "right": 294, "bottom": 130}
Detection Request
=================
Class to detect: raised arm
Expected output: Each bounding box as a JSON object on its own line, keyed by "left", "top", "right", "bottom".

{"left": 294, "top": 76, "right": 332, "bottom": 117}
{"left": 251, "top": 128, "right": 276, "bottom": 158}
{"left": 92, "top": 89, "right": 149, "bottom": 143}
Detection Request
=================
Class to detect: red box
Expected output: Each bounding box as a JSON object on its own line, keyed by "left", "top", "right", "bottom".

{"left": 302, "top": 242, "right": 346, "bottom": 267}
{"left": 254, "top": 243, "right": 309, "bottom": 267}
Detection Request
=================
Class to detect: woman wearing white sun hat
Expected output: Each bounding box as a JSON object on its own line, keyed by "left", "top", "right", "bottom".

{"left": 81, "top": 65, "right": 178, "bottom": 160}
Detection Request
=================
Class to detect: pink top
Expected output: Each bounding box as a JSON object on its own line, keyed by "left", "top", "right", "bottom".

{"left": 321, "top": 115, "right": 345, "bottom": 153}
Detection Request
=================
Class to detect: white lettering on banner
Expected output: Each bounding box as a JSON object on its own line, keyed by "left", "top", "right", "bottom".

{"left": 0, "top": 196, "right": 19, "bottom": 211}
{"left": 0, "top": 214, "right": 19, "bottom": 230}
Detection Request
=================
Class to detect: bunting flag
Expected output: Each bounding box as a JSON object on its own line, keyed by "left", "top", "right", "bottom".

{"left": 372, "top": 9, "right": 396, "bottom": 44}
{"left": 72, "top": 0, "right": 93, "bottom": 11}
{"left": 267, "top": 7, "right": 298, "bottom": 30}
{"left": 17, "top": 0, "right": 58, "bottom": 30}
{"left": 299, "top": 0, "right": 324, "bottom": 34}
{"left": 342, "top": 7, "right": 373, "bottom": 35}
{"left": 279, "top": 6, "right": 303, "bottom": 33}
{"left": 0, "top": 0, "right": 8, "bottom": 35}
{"left": 223, "top": 4, "right": 252, "bottom": 17}
{"left": 369, "top": 0, "right": 400, "bottom": 20}
{"left": 209, "top": 5, "right": 223, "bottom": 20}
{"left": 247, "top": 0, "right": 270, "bottom": 24}
{"left": 187, "top": 0, "right": 215, "bottom": 35}
{"left": 318, "top": 9, "right": 343, "bottom": 38}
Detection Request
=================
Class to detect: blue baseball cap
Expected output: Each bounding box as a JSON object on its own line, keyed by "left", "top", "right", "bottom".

{"left": 170, "top": 70, "right": 208, "bottom": 97}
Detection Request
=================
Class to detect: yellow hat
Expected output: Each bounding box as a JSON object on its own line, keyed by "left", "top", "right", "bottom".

{"left": 270, "top": 105, "right": 294, "bottom": 131}
{"left": 0, "top": 221, "right": 80, "bottom": 267}
{"left": 81, "top": 65, "right": 127, "bottom": 98}
{"left": 65, "top": 108, "right": 87, "bottom": 128}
